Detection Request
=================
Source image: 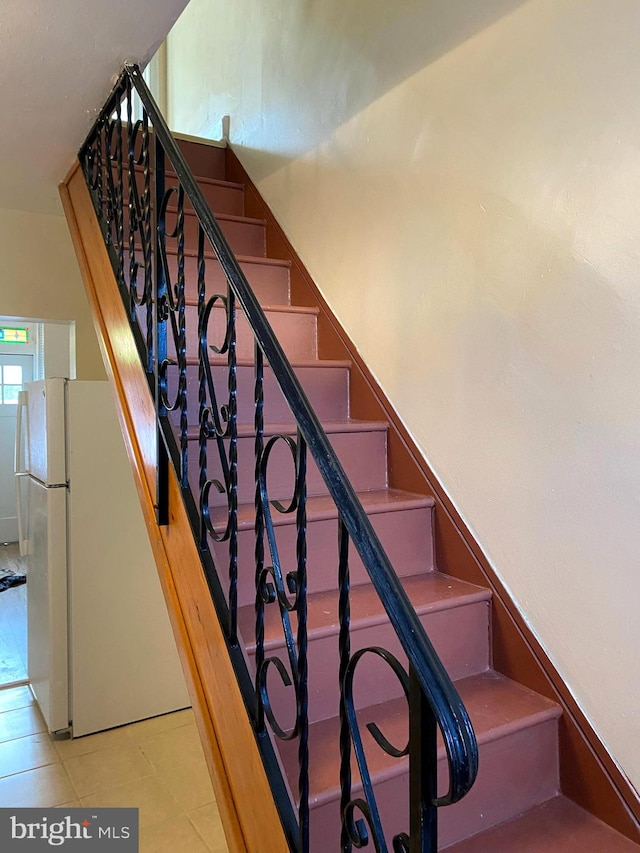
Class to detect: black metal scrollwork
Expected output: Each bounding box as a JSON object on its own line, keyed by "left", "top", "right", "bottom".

{"left": 256, "top": 430, "right": 310, "bottom": 849}
{"left": 124, "top": 80, "right": 153, "bottom": 367}
{"left": 342, "top": 646, "right": 411, "bottom": 853}
{"left": 338, "top": 515, "right": 443, "bottom": 852}
{"left": 156, "top": 183, "right": 190, "bottom": 490}
{"left": 198, "top": 268, "right": 238, "bottom": 640}
{"left": 339, "top": 517, "right": 419, "bottom": 853}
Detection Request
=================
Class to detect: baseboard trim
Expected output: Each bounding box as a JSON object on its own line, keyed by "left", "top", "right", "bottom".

{"left": 225, "top": 145, "right": 640, "bottom": 842}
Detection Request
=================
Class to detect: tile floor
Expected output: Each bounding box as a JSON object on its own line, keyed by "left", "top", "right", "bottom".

{"left": 0, "top": 683, "right": 229, "bottom": 852}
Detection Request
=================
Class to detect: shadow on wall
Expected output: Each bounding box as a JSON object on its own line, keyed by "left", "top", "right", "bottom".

{"left": 244, "top": 0, "right": 530, "bottom": 177}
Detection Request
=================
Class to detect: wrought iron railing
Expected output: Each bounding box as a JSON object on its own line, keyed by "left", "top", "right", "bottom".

{"left": 79, "top": 63, "right": 478, "bottom": 852}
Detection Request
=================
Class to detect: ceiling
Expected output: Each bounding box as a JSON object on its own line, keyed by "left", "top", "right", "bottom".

{"left": 0, "top": 0, "right": 189, "bottom": 215}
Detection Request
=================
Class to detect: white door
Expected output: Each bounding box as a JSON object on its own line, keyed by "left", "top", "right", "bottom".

{"left": 0, "top": 354, "right": 33, "bottom": 542}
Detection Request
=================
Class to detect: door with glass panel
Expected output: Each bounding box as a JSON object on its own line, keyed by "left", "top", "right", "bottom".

{"left": 0, "top": 354, "right": 34, "bottom": 542}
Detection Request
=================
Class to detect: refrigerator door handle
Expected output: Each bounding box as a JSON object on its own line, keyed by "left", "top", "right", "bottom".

{"left": 14, "top": 389, "right": 28, "bottom": 474}
{"left": 15, "top": 390, "right": 29, "bottom": 557}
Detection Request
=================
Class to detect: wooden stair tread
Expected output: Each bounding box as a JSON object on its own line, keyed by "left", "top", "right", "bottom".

{"left": 239, "top": 572, "right": 491, "bottom": 653}
{"left": 444, "top": 795, "right": 640, "bottom": 852}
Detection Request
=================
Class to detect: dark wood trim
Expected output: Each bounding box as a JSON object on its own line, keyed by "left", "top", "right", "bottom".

{"left": 225, "top": 145, "right": 640, "bottom": 841}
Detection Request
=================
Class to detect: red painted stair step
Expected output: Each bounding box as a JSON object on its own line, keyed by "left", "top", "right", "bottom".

{"left": 184, "top": 302, "right": 317, "bottom": 362}
{"left": 277, "top": 670, "right": 561, "bottom": 850}
{"left": 161, "top": 206, "right": 266, "bottom": 257}
{"left": 443, "top": 795, "right": 640, "bottom": 852}
{"left": 184, "top": 419, "right": 389, "bottom": 507}
{"left": 208, "top": 489, "right": 437, "bottom": 604}
{"left": 167, "top": 358, "right": 351, "bottom": 423}
{"left": 138, "top": 300, "right": 318, "bottom": 361}
{"left": 237, "top": 572, "right": 492, "bottom": 724}
{"left": 123, "top": 165, "right": 245, "bottom": 216}
{"left": 174, "top": 137, "right": 226, "bottom": 180}
{"left": 122, "top": 203, "right": 266, "bottom": 257}
{"left": 124, "top": 249, "right": 291, "bottom": 305}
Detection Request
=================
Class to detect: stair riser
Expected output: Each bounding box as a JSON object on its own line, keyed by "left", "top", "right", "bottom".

{"left": 167, "top": 363, "right": 350, "bottom": 423}
{"left": 187, "top": 428, "right": 387, "bottom": 507}
{"left": 216, "top": 504, "right": 435, "bottom": 606}
{"left": 186, "top": 182, "right": 244, "bottom": 217}
{"left": 243, "top": 600, "right": 490, "bottom": 724}
{"left": 115, "top": 166, "right": 244, "bottom": 216}
{"left": 187, "top": 304, "right": 316, "bottom": 362}
{"left": 138, "top": 303, "right": 317, "bottom": 362}
{"left": 110, "top": 134, "right": 225, "bottom": 191}
{"left": 175, "top": 138, "right": 226, "bottom": 180}
{"left": 124, "top": 250, "right": 291, "bottom": 305}
{"left": 176, "top": 210, "right": 265, "bottom": 257}
{"left": 122, "top": 206, "right": 265, "bottom": 257}
{"left": 304, "top": 719, "right": 559, "bottom": 850}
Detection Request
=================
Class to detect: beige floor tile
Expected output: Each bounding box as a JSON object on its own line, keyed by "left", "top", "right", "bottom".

{"left": 53, "top": 724, "right": 132, "bottom": 760}
{"left": 140, "top": 814, "right": 211, "bottom": 853}
{"left": 0, "top": 703, "right": 46, "bottom": 741}
{"left": 52, "top": 799, "right": 82, "bottom": 809}
{"left": 0, "top": 685, "right": 33, "bottom": 714}
{"left": 124, "top": 707, "right": 194, "bottom": 743}
{"left": 154, "top": 762, "right": 214, "bottom": 813}
{"left": 0, "top": 763, "right": 75, "bottom": 807}
{"left": 187, "top": 802, "right": 229, "bottom": 852}
{"left": 0, "top": 732, "right": 57, "bottom": 778}
{"left": 80, "top": 773, "right": 182, "bottom": 828}
{"left": 137, "top": 724, "right": 214, "bottom": 811}
{"left": 63, "top": 742, "right": 155, "bottom": 798}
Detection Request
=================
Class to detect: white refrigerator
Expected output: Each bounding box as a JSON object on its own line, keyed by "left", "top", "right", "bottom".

{"left": 15, "top": 378, "right": 189, "bottom": 737}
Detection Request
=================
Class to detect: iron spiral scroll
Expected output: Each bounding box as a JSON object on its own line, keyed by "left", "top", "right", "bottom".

{"left": 79, "top": 62, "right": 479, "bottom": 853}
{"left": 256, "top": 429, "right": 310, "bottom": 848}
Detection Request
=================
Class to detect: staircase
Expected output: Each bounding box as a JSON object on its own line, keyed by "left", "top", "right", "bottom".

{"left": 161, "top": 139, "right": 638, "bottom": 852}
{"left": 62, "top": 67, "right": 640, "bottom": 851}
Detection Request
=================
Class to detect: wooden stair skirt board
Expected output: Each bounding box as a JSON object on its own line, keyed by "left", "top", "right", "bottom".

{"left": 61, "top": 129, "right": 640, "bottom": 852}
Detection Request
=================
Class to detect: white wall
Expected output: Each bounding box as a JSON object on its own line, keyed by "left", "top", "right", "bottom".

{"left": 0, "top": 209, "right": 104, "bottom": 543}
{"left": 41, "top": 322, "right": 75, "bottom": 380}
{"left": 166, "top": 0, "right": 640, "bottom": 790}
{"left": 0, "top": 207, "right": 104, "bottom": 380}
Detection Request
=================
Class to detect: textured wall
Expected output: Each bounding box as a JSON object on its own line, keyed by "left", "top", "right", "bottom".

{"left": 167, "top": 0, "right": 640, "bottom": 790}
{"left": 0, "top": 207, "right": 104, "bottom": 379}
